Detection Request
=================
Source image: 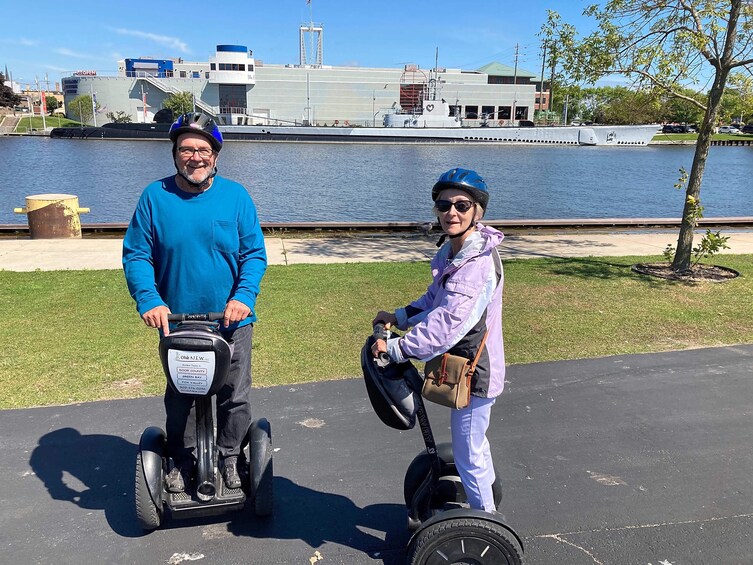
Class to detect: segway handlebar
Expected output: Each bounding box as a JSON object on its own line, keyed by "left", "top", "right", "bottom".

{"left": 167, "top": 312, "right": 225, "bottom": 323}
{"left": 372, "top": 323, "right": 392, "bottom": 367}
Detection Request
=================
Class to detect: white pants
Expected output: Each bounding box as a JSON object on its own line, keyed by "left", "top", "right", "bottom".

{"left": 451, "top": 395, "right": 497, "bottom": 512}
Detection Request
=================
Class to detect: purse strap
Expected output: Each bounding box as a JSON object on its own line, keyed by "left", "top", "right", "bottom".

{"left": 466, "top": 330, "right": 489, "bottom": 376}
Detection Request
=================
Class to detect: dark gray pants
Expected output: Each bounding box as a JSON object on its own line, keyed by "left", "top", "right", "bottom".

{"left": 165, "top": 324, "right": 253, "bottom": 467}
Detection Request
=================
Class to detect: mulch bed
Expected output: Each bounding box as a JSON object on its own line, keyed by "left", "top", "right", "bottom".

{"left": 631, "top": 262, "right": 740, "bottom": 282}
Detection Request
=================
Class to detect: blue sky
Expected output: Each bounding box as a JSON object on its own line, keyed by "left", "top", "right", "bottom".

{"left": 2, "top": 0, "right": 596, "bottom": 90}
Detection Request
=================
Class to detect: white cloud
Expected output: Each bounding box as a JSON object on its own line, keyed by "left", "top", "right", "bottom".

{"left": 55, "top": 48, "right": 103, "bottom": 60}
{"left": 0, "top": 37, "right": 40, "bottom": 46}
{"left": 112, "top": 28, "right": 190, "bottom": 54}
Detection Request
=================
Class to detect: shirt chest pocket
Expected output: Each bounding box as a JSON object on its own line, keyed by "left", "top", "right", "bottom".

{"left": 213, "top": 220, "right": 239, "bottom": 254}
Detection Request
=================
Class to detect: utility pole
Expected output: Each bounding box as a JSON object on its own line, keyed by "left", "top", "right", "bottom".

{"left": 140, "top": 83, "right": 147, "bottom": 123}
{"left": 36, "top": 77, "right": 46, "bottom": 131}
{"left": 539, "top": 42, "right": 547, "bottom": 125}
{"left": 511, "top": 43, "right": 519, "bottom": 126}
{"left": 90, "top": 82, "right": 97, "bottom": 127}
{"left": 549, "top": 56, "right": 556, "bottom": 123}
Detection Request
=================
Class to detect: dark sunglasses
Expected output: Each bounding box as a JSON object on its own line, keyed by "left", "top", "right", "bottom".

{"left": 435, "top": 199, "right": 475, "bottom": 213}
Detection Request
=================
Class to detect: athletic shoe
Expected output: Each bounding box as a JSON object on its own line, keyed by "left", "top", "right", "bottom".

{"left": 221, "top": 456, "right": 241, "bottom": 489}
{"left": 165, "top": 465, "right": 191, "bottom": 493}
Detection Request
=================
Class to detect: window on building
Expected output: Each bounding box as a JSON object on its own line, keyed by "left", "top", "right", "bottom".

{"left": 249, "top": 64, "right": 254, "bottom": 72}
{"left": 180, "top": 71, "right": 186, "bottom": 78}
{"left": 515, "top": 106, "right": 529, "bottom": 120}
{"left": 464, "top": 105, "right": 479, "bottom": 119}
{"left": 210, "top": 63, "right": 216, "bottom": 70}
{"left": 488, "top": 76, "right": 514, "bottom": 84}
{"left": 498, "top": 106, "right": 511, "bottom": 120}
{"left": 481, "top": 105, "right": 495, "bottom": 118}
{"left": 219, "top": 84, "right": 248, "bottom": 112}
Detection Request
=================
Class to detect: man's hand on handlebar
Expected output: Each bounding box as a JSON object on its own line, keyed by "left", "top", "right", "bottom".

{"left": 223, "top": 299, "right": 251, "bottom": 328}
{"left": 142, "top": 305, "right": 172, "bottom": 336}
{"left": 372, "top": 311, "right": 397, "bottom": 329}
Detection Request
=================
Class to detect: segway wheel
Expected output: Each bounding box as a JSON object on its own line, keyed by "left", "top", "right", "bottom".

{"left": 135, "top": 450, "right": 162, "bottom": 530}
{"left": 247, "top": 418, "right": 274, "bottom": 517}
{"left": 407, "top": 517, "right": 522, "bottom": 565}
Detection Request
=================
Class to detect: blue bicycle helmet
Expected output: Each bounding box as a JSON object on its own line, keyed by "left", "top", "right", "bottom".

{"left": 169, "top": 112, "right": 223, "bottom": 152}
{"left": 431, "top": 168, "right": 489, "bottom": 209}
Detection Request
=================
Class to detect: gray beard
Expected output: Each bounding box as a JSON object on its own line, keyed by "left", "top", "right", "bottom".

{"left": 179, "top": 164, "right": 213, "bottom": 186}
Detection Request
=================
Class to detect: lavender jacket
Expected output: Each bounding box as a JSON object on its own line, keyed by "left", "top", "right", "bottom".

{"left": 386, "top": 223, "right": 506, "bottom": 398}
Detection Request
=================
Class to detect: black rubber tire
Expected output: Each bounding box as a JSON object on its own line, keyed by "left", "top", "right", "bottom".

{"left": 246, "top": 420, "right": 273, "bottom": 517}
{"left": 407, "top": 517, "right": 523, "bottom": 565}
{"left": 254, "top": 445, "right": 273, "bottom": 517}
{"left": 135, "top": 450, "right": 162, "bottom": 530}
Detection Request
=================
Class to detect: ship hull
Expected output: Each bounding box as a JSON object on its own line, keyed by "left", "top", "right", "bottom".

{"left": 50, "top": 123, "right": 660, "bottom": 146}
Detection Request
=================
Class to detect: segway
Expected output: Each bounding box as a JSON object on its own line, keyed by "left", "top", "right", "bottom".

{"left": 362, "top": 324, "right": 523, "bottom": 564}
{"left": 135, "top": 313, "right": 273, "bottom": 530}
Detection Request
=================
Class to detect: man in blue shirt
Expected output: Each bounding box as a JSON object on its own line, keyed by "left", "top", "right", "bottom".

{"left": 123, "top": 113, "right": 267, "bottom": 493}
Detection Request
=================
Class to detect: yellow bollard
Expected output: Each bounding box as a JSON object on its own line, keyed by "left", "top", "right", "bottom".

{"left": 14, "top": 194, "right": 91, "bottom": 239}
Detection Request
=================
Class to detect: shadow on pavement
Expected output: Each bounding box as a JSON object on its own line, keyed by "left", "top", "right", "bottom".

{"left": 226, "top": 476, "right": 411, "bottom": 563}
{"left": 29, "top": 427, "right": 144, "bottom": 538}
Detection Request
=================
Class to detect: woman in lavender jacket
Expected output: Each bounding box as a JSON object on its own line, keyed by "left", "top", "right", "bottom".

{"left": 372, "top": 168, "right": 505, "bottom": 512}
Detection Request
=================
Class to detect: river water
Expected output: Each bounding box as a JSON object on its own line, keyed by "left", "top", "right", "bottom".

{"left": 3, "top": 136, "right": 752, "bottom": 225}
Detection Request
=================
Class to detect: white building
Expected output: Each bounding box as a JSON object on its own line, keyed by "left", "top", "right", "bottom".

{"left": 61, "top": 38, "right": 543, "bottom": 127}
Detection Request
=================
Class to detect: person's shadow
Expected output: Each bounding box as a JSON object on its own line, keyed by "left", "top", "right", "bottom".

{"left": 29, "top": 427, "right": 144, "bottom": 537}
{"left": 30, "top": 429, "right": 412, "bottom": 561}
{"left": 226, "top": 476, "right": 411, "bottom": 564}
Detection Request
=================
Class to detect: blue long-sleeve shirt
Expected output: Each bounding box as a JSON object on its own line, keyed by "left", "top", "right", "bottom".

{"left": 123, "top": 174, "right": 267, "bottom": 328}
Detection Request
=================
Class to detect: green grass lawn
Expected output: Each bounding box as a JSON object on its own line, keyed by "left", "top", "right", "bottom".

{"left": 2, "top": 255, "right": 752, "bottom": 409}
{"left": 652, "top": 132, "right": 753, "bottom": 142}
{"left": 14, "top": 115, "right": 81, "bottom": 133}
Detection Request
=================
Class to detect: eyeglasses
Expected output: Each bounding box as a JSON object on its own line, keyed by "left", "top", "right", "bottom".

{"left": 435, "top": 199, "right": 475, "bottom": 213}
{"left": 177, "top": 146, "right": 215, "bottom": 158}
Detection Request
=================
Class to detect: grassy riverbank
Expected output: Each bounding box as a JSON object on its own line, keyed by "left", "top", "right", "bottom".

{"left": 12, "top": 115, "right": 81, "bottom": 133}
{"left": 2, "top": 254, "right": 752, "bottom": 410}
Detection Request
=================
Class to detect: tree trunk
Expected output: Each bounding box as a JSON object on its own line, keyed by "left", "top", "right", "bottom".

{"left": 671, "top": 80, "right": 725, "bottom": 272}
{"left": 672, "top": 0, "right": 741, "bottom": 272}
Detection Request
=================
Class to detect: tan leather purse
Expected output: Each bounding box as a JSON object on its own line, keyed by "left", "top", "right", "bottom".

{"left": 422, "top": 331, "right": 489, "bottom": 409}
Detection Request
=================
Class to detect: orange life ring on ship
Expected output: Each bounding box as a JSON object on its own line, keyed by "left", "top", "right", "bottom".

{"left": 334, "top": 119, "right": 339, "bottom": 125}
{"left": 498, "top": 120, "right": 504, "bottom": 126}
{"left": 344, "top": 120, "right": 350, "bottom": 126}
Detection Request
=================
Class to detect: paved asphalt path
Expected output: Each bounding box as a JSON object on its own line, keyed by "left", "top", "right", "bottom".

{"left": 2, "top": 345, "right": 753, "bottom": 565}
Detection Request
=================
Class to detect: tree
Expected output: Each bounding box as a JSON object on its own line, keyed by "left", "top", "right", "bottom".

{"left": 162, "top": 92, "right": 195, "bottom": 117}
{"left": 0, "top": 72, "right": 20, "bottom": 108}
{"left": 45, "top": 95, "right": 59, "bottom": 115}
{"left": 69, "top": 94, "right": 96, "bottom": 124}
{"left": 657, "top": 86, "right": 707, "bottom": 124}
{"left": 545, "top": 1, "right": 753, "bottom": 273}
{"left": 106, "top": 110, "right": 132, "bottom": 123}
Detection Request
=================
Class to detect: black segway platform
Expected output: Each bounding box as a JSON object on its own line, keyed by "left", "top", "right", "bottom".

{"left": 135, "top": 313, "right": 273, "bottom": 530}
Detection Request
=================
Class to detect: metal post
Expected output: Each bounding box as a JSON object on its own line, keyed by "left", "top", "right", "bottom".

{"left": 539, "top": 42, "right": 547, "bottom": 125}
{"left": 90, "top": 82, "right": 97, "bottom": 127}
{"left": 512, "top": 43, "right": 519, "bottom": 126}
